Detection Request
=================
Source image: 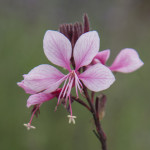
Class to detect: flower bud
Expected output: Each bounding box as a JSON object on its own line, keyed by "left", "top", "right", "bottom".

{"left": 95, "top": 94, "right": 107, "bottom": 120}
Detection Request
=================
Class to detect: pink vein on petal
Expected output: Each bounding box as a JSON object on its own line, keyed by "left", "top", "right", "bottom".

{"left": 74, "top": 31, "right": 100, "bottom": 70}
{"left": 23, "top": 64, "right": 65, "bottom": 93}
{"left": 43, "top": 30, "right": 72, "bottom": 71}
{"left": 94, "top": 49, "right": 110, "bottom": 65}
{"left": 27, "top": 93, "right": 56, "bottom": 108}
{"left": 109, "top": 48, "right": 144, "bottom": 73}
{"left": 79, "top": 63, "right": 115, "bottom": 92}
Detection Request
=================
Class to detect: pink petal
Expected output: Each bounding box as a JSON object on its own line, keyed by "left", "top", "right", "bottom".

{"left": 43, "top": 30, "right": 72, "bottom": 71}
{"left": 17, "top": 81, "right": 36, "bottom": 94}
{"left": 23, "top": 64, "right": 65, "bottom": 93}
{"left": 93, "top": 49, "right": 110, "bottom": 65}
{"left": 43, "top": 75, "right": 68, "bottom": 94}
{"left": 78, "top": 63, "right": 115, "bottom": 92}
{"left": 27, "top": 93, "right": 56, "bottom": 108}
{"left": 74, "top": 31, "right": 100, "bottom": 70}
{"left": 109, "top": 48, "right": 144, "bottom": 73}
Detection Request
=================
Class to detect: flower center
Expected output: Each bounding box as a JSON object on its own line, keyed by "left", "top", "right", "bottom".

{"left": 56, "top": 70, "right": 83, "bottom": 122}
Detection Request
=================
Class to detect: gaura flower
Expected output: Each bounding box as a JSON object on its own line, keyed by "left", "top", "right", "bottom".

{"left": 93, "top": 48, "right": 144, "bottom": 73}
{"left": 18, "top": 30, "right": 115, "bottom": 128}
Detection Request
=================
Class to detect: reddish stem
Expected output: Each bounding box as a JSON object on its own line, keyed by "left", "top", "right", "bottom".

{"left": 82, "top": 85, "right": 107, "bottom": 150}
{"left": 91, "top": 91, "right": 95, "bottom": 103}
{"left": 71, "top": 95, "right": 91, "bottom": 112}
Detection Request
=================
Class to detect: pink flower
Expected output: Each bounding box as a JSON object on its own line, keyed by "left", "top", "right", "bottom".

{"left": 18, "top": 30, "right": 115, "bottom": 125}
{"left": 93, "top": 48, "right": 144, "bottom": 73}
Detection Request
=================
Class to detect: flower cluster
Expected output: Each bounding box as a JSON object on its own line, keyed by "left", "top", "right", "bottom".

{"left": 17, "top": 15, "right": 143, "bottom": 130}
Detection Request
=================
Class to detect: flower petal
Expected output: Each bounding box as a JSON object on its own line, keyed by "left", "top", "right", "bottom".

{"left": 27, "top": 93, "right": 56, "bottom": 108}
{"left": 109, "top": 48, "right": 144, "bottom": 73}
{"left": 74, "top": 31, "right": 100, "bottom": 70}
{"left": 23, "top": 64, "right": 65, "bottom": 93}
{"left": 93, "top": 49, "right": 110, "bottom": 65}
{"left": 43, "top": 75, "right": 68, "bottom": 94}
{"left": 17, "top": 81, "right": 36, "bottom": 94}
{"left": 78, "top": 63, "right": 115, "bottom": 92}
{"left": 43, "top": 30, "right": 72, "bottom": 71}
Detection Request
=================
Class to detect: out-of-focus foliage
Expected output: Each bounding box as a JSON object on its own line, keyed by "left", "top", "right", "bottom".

{"left": 0, "top": 0, "right": 149, "bottom": 150}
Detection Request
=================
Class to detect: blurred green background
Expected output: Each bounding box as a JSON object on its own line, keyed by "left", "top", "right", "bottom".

{"left": 0, "top": 0, "right": 149, "bottom": 150}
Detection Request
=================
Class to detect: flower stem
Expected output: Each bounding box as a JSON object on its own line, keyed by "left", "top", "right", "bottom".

{"left": 91, "top": 91, "right": 95, "bottom": 103}
{"left": 71, "top": 95, "right": 91, "bottom": 112}
{"left": 82, "top": 85, "right": 107, "bottom": 150}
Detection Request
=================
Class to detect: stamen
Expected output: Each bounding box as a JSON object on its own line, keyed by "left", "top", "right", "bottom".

{"left": 57, "top": 75, "right": 69, "bottom": 105}
{"left": 66, "top": 78, "right": 74, "bottom": 99}
{"left": 56, "top": 71, "right": 82, "bottom": 125}
{"left": 69, "top": 96, "right": 72, "bottom": 115}
{"left": 75, "top": 73, "right": 83, "bottom": 94}
{"left": 63, "top": 76, "right": 71, "bottom": 98}
{"left": 75, "top": 76, "right": 79, "bottom": 98}
{"left": 75, "top": 73, "right": 83, "bottom": 88}
{"left": 65, "top": 77, "right": 74, "bottom": 105}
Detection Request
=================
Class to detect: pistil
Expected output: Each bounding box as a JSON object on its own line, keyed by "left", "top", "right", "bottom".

{"left": 24, "top": 104, "right": 40, "bottom": 130}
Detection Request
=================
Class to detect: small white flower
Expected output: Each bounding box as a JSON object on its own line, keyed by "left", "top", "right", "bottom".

{"left": 67, "top": 115, "right": 77, "bottom": 124}
{"left": 24, "top": 123, "right": 36, "bottom": 130}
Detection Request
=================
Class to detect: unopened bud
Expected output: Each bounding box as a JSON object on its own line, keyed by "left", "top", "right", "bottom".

{"left": 83, "top": 13, "right": 90, "bottom": 33}
{"left": 95, "top": 94, "right": 107, "bottom": 120}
